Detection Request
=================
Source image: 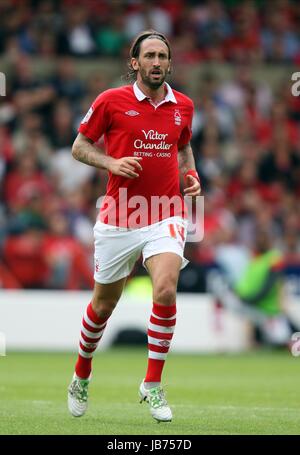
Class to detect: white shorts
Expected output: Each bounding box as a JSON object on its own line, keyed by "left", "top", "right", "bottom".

{"left": 93, "top": 216, "right": 188, "bottom": 284}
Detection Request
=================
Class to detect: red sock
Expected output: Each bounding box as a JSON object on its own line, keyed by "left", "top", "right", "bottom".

{"left": 144, "top": 302, "right": 176, "bottom": 383}
{"left": 75, "top": 302, "right": 109, "bottom": 379}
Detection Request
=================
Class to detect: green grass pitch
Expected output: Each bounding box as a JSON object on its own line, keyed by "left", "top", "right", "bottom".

{"left": 0, "top": 348, "right": 300, "bottom": 435}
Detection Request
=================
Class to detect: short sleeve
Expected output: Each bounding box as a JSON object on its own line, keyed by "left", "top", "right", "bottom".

{"left": 78, "top": 93, "right": 111, "bottom": 143}
{"left": 177, "top": 104, "right": 194, "bottom": 148}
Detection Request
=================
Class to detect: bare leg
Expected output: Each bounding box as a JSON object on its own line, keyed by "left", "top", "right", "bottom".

{"left": 145, "top": 252, "right": 182, "bottom": 306}
{"left": 91, "top": 277, "right": 127, "bottom": 318}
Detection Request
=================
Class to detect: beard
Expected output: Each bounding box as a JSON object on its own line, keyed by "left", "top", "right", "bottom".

{"left": 139, "top": 67, "right": 167, "bottom": 89}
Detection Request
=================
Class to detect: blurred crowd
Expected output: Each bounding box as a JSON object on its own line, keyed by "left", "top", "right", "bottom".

{"left": 0, "top": 0, "right": 300, "bottom": 292}
{"left": 1, "top": 0, "right": 300, "bottom": 63}
{"left": 179, "top": 64, "right": 300, "bottom": 295}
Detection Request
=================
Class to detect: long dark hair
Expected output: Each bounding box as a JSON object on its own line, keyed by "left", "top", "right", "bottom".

{"left": 124, "top": 30, "right": 171, "bottom": 83}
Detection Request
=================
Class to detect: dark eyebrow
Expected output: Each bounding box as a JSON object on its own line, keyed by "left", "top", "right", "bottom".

{"left": 144, "top": 51, "right": 168, "bottom": 57}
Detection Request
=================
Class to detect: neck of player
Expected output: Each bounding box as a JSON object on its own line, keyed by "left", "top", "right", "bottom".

{"left": 136, "top": 79, "right": 166, "bottom": 105}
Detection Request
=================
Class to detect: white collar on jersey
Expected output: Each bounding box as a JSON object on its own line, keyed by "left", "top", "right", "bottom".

{"left": 133, "top": 81, "right": 177, "bottom": 104}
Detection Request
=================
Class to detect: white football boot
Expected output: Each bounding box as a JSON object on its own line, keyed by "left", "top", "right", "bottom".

{"left": 139, "top": 380, "right": 172, "bottom": 422}
{"left": 68, "top": 374, "right": 90, "bottom": 417}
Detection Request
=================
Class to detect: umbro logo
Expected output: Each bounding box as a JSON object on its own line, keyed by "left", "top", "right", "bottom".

{"left": 158, "top": 340, "right": 170, "bottom": 347}
{"left": 125, "top": 110, "right": 140, "bottom": 116}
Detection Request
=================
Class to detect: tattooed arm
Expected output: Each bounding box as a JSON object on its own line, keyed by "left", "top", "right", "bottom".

{"left": 178, "top": 142, "right": 201, "bottom": 196}
{"left": 72, "top": 133, "right": 143, "bottom": 179}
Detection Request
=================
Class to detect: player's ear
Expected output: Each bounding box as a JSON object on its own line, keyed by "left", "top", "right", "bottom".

{"left": 131, "top": 58, "right": 139, "bottom": 71}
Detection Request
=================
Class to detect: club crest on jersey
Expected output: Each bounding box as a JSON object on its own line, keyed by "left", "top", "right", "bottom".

{"left": 174, "top": 109, "right": 181, "bottom": 125}
{"left": 125, "top": 110, "right": 140, "bottom": 116}
{"left": 81, "top": 107, "right": 93, "bottom": 124}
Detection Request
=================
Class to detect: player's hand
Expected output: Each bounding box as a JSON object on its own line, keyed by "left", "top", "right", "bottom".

{"left": 108, "top": 157, "right": 143, "bottom": 178}
{"left": 183, "top": 175, "right": 201, "bottom": 197}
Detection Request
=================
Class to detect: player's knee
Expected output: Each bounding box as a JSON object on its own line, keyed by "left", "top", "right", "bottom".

{"left": 91, "top": 297, "right": 118, "bottom": 319}
{"left": 153, "top": 281, "right": 176, "bottom": 305}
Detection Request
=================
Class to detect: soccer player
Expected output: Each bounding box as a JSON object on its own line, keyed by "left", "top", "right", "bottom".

{"left": 68, "top": 30, "right": 201, "bottom": 422}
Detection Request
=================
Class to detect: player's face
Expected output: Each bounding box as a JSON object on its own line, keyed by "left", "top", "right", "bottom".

{"left": 132, "top": 38, "right": 171, "bottom": 89}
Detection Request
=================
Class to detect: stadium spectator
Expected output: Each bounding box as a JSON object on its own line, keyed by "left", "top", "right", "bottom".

{"left": 261, "top": 7, "right": 300, "bottom": 62}
{"left": 51, "top": 57, "right": 85, "bottom": 105}
{"left": 282, "top": 229, "right": 300, "bottom": 298}
{"left": 57, "top": 6, "right": 96, "bottom": 56}
{"left": 223, "top": 3, "right": 262, "bottom": 63}
{"left": 42, "top": 211, "right": 93, "bottom": 289}
{"left": 258, "top": 128, "right": 300, "bottom": 191}
{"left": 4, "top": 152, "right": 52, "bottom": 210}
{"left": 235, "top": 230, "right": 295, "bottom": 346}
{"left": 12, "top": 112, "right": 52, "bottom": 167}
{"left": 48, "top": 99, "right": 77, "bottom": 149}
{"left": 193, "top": 0, "right": 232, "bottom": 49}
{"left": 214, "top": 226, "right": 251, "bottom": 287}
{"left": 124, "top": 1, "right": 173, "bottom": 40}
{"left": 3, "top": 224, "right": 48, "bottom": 289}
{"left": 95, "top": 7, "right": 127, "bottom": 57}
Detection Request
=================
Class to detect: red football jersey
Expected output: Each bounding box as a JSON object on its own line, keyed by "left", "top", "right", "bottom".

{"left": 78, "top": 82, "right": 194, "bottom": 227}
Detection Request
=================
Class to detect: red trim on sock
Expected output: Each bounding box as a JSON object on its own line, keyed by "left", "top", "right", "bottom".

{"left": 150, "top": 315, "right": 176, "bottom": 327}
{"left": 87, "top": 302, "right": 109, "bottom": 325}
{"left": 152, "top": 302, "right": 176, "bottom": 319}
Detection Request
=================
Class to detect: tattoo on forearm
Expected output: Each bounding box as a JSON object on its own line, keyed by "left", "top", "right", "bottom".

{"left": 178, "top": 143, "right": 196, "bottom": 175}
{"left": 76, "top": 145, "right": 100, "bottom": 167}
{"left": 73, "top": 139, "right": 110, "bottom": 170}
